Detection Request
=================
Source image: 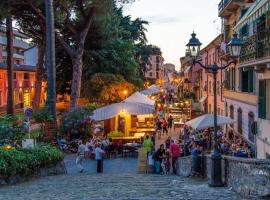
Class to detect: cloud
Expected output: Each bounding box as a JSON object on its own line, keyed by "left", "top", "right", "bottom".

{"left": 142, "top": 15, "right": 183, "bottom": 25}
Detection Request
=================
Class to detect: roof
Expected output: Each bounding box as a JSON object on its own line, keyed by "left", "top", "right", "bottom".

{"left": 200, "top": 34, "right": 222, "bottom": 53}
{"left": 0, "top": 26, "right": 29, "bottom": 39}
{"left": 0, "top": 63, "right": 36, "bottom": 72}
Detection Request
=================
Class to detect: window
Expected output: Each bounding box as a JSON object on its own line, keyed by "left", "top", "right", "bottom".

{"left": 258, "top": 80, "right": 270, "bottom": 120}
{"left": 218, "top": 107, "right": 220, "bottom": 115}
{"left": 156, "top": 64, "right": 159, "bottom": 71}
{"left": 241, "top": 68, "right": 254, "bottom": 93}
{"left": 229, "top": 105, "right": 234, "bottom": 119}
{"left": 225, "top": 102, "right": 228, "bottom": 117}
{"left": 237, "top": 108, "right": 243, "bottom": 134}
{"left": 2, "top": 46, "right": 7, "bottom": 51}
{"left": 217, "top": 81, "right": 220, "bottom": 95}
{"left": 209, "top": 81, "right": 212, "bottom": 94}
{"left": 225, "top": 67, "right": 236, "bottom": 90}
{"left": 209, "top": 104, "right": 212, "bottom": 114}
{"left": 156, "top": 72, "right": 159, "bottom": 79}
{"left": 230, "top": 105, "right": 234, "bottom": 128}
{"left": 23, "top": 73, "right": 29, "bottom": 80}
{"left": 13, "top": 73, "right": 16, "bottom": 79}
{"left": 149, "top": 72, "right": 152, "bottom": 77}
{"left": 248, "top": 112, "right": 255, "bottom": 143}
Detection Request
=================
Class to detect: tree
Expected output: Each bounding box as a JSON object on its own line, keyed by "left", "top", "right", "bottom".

{"left": 82, "top": 73, "right": 135, "bottom": 104}
{"left": 6, "top": 17, "right": 14, "bottom": 115}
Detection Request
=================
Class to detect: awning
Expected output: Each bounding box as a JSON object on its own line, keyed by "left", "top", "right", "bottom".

{"left": 199, "top": 96, "right": 207, "bottom": 103}
{"left": 235, "top": 0, "right": 269, "bottom": 30}
{"left": 184, "top": 66, "right": 192, "bottom": 75}
{"left": 140, "top": 84, "right": 161, "bottom": 95}
{"left": 91, "top": 102, "right": 155, "bottom": 121}
{"left": 124, "top": 92, "right": 155, "bottom": 106}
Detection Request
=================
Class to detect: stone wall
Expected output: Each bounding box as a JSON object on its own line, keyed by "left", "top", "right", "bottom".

{"left": 0, "top": 161, "right": 66, "bottom": 186}
{"left": 177, "top": 155, "right": 270, "bottom": 198}
{"left": 176, "top": 156, "right": 192, "bottom": 177}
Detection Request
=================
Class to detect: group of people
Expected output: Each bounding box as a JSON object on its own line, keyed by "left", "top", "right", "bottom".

{"left": 181, "top": 125, "right": 254, "bottom": 158}
{"left": 155, "top": 115, "right": 173, "bottom": 138}
{"left": 76, "top": 139, "right": 105, "bottom": 173}
{"left": 143, "top": 130, "right": 181, "bottom": 175}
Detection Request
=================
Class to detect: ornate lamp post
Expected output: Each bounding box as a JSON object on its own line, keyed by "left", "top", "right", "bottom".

{"left": 186, "top": 32, "right": 243, "bottom": 186}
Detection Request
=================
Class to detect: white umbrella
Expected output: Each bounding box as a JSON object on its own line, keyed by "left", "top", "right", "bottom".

{"left": 124, "top": 92, "right": 155, "bottom": 106}
{"left": 91, "top": 102, "right": 155, "bottom": 121}
{"left": 185, "top": 114, "right": 235, "bottom": 130}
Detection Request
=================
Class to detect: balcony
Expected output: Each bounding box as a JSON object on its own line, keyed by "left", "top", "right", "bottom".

{"left": 240, "top": 31, "right": 270, "bottom": 65}
{"left": 218, "top": 0, "right": 241, "bottom": 17}
{"left": 223, "top": 89, "right": 257, "bottom": 105}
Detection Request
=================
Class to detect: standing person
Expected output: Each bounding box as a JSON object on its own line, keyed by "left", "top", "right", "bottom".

{"left": 151, "top": 132, "right": 156, "bottom": 151}
{"left": 165, "top": 136, "right": 171, "bottom": 150}
{"left": 153, "top": 144, "right": 166, "bottom": 174}
{"left": 76, "top": 140, "right": 85, "bottom": 173}
{"left": 143, "top": 135, "right": 153, "bottom": 155}
{"left": 170, "top": 139, "right": 181, "bottom": 174}
{"left": 85, "top": 138, "right": 92, "bottom": 159}
{"left": 95, "top": 143, "right": 104, "bottom": 173}
{"left": 156, "top": 118, "right": 162, "bottom": 139}
{"left": 162, "top": 118, "right": 168, "bottom": 135}
{"left": 167, "top": 115, "right": 174, "bottom": 133}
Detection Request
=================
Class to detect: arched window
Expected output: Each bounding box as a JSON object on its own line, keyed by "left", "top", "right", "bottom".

{"left": 248, "top": 112, "right": 255, "bottom": 142}
{"left": 237, "top": 108, "right": 243, "bottom": 134}
{"left": 230, "top": 105, "right": 234, "bottom": 128}
{"left": 229, "top": 105, "right": 234, "bottom": 119}
{"left": 225, "top": 102, "right": 228, "bottom": 117}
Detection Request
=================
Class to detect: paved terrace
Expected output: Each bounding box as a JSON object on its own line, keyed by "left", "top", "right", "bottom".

{"left": 0, "top": 155, "right": 244, "bottom": 200}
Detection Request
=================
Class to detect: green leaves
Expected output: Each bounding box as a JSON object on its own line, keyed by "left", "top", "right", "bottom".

{"left": 0, "top": 146, "right": 64, "bottom": 177}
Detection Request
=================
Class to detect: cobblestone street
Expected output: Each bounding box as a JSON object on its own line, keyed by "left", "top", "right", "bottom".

{"left": 0, "top": 155, "right": 245, "bottom": 200}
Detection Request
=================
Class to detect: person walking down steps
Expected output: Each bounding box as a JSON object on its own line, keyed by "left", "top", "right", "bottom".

{"left": 95, "top": 143, "right": 104, "bottom": 173}
{"left": 76, "top": 140, "right": 85, "bottom": 173}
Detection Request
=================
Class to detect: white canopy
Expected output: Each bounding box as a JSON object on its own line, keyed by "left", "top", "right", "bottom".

{"left": 140, "top": 84, "right": 161, "bottom": 95}
{"left": 186, "top": 114, "right": 235, "bottom": 130}
{"left": 124, "top": 92, "right": 155, "bottom": 106}
{"left": 91, "top": 102, "right": 155, "bottom": 121}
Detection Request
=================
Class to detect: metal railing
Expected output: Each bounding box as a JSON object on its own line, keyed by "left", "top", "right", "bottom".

{"left": 240, "top": 30, "right": 270, "bottom": 64}
{"left": 218, "top": 0, "right": 230, "bottom": 13}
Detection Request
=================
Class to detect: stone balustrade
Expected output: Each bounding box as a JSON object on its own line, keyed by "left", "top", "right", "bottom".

{"left": 177, "top": 155, "right": 270, "bottom": 198}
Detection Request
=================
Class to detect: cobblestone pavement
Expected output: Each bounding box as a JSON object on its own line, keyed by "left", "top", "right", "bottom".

{"left": 0, "top": 155, "right": 245, "bottom": 200}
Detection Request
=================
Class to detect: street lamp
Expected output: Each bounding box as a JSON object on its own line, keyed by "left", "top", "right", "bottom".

{"left": 186, "top": 31, "right": 243, "bottom": 187}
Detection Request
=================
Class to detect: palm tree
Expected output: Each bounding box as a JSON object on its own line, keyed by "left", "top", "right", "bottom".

{"left": 6, "top": 16, "right": 14, "bottom": 116}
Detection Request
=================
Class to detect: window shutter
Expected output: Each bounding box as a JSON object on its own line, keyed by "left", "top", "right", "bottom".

{"left": 258, "top": 80, "right": 266, "bottom": 119}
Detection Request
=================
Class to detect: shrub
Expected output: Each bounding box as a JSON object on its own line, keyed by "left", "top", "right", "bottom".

{"left": 0, "top": 115, "right": 25, "bottom": 146}
{"left": 60, "top": 104, "right": 97, "bottom": 140}
{"left": 108, "top": 130, "right": 124, "bottom": 138}
{"left": 0, "top": 145, "right": 64, "bottom": 177}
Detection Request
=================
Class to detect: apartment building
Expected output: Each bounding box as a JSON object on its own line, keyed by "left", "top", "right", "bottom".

{"left": 199, "top": 35, "right": 225, "bottom": 116}
{"left": 0, "top": 26, "right": 44, "bottom": 111}
{"left": 223, "top": 0, "right": 270, "bottom": 158}
{"left": 144, "top": 54, "right": 165, "bottom": 83}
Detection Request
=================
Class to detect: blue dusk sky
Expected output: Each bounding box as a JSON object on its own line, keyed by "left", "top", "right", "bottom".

{"left": 124, "top": 0, "right": 221, "bottom": 70}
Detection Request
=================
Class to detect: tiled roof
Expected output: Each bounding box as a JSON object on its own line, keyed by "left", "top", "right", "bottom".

{"left": 0, "top": 63, "right": 36, "bottom": 72}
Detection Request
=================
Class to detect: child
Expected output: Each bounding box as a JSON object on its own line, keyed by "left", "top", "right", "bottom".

{"left": 161, "top": 151, "right": 171, "bottom": 175}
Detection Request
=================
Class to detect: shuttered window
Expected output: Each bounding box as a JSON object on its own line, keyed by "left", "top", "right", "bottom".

{"left": 258, "top": 80, "right": 266, "bottom": 119}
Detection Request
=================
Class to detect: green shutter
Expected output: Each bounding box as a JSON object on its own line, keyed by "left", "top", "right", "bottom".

{"left": 258, "top": 80, "right": 266, "bottom": 119}
{"left": 248, "top": 70, "right": 254, "bottom": 93}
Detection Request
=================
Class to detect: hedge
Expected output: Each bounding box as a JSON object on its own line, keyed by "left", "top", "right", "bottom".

{"left": 0, "top": 146, "right": 64, "bottom": 177}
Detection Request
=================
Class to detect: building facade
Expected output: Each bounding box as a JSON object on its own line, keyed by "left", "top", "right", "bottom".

{"left": 219, "top": 0, "right": 258, "bottom": 147}
{"left": 0, "top": 26, "right": 44, "bottom": 111}
{"left": 224, "top": 0, "right": 270, "bottom": 158}
{"left": 200, "top": 35, "right": 225, "bottom": 116}
{"left": 144, "top": 54, "right": 165, "bottom": 83}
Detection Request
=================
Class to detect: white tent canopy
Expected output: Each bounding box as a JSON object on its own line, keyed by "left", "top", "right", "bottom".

{"left": 186, "top": 114, "right": 235, "bottom": 130}
{"left": 91, "top": 102, "right": 155, "bottom": 121}
{"left": 140, "top": 84, "right": 161, "bottom": 95}
{"left": 124, "top": 92, "right": 155, "bottom": 106}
